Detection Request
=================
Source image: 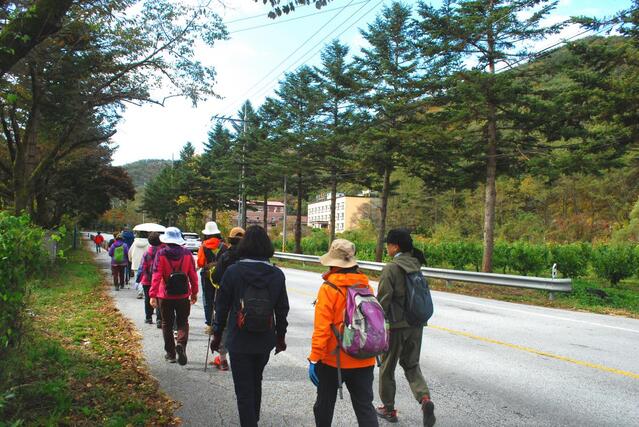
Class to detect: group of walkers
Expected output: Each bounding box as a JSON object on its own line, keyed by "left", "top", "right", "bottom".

{"left": 100, "top": 221, "right": 435, "bottom": 427}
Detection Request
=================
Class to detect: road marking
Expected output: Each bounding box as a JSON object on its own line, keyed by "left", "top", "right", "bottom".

{"left": 434, "top": 295, "right": 639, "bottom": 334}
{"left": 430, "top": 325, "right": 639, "bottom": 380}
{"left": 282, "top": 268, "right": 639, "bottom": 335}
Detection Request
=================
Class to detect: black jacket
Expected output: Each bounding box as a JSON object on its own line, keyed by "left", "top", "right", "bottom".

{"left": 211, "top": 245, "right": 239, "bottom": 285}
{"left": 213, "top": 258, "right": 289, "bottom": 354}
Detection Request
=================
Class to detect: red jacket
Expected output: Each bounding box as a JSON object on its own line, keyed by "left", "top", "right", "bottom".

{"left": 150, "top": 246, "right": 198, "bottom": 299}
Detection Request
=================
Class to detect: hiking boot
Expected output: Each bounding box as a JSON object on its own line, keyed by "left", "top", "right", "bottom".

{"left": 144, "top": 318, "right": 152, "bottom": 324}
{"left": 165, "top": 353, "right": 176, "bottom": 363}
{"left": 176, "top": 344, "right": 187, "bottom": 366}
{"left": 114, "top": 287, "right": 119, "bottom": 291}
{"left": 376, "top": 406, "right": 398, "bottom": 423}
{"left": 220, "top": 359, "right": 229, "bottom": 371}
{"left": 156, "top": 321, "right": 162, "bottom": 329}
{"left": 136, "top": 292, "right": 143, "bottom": 299}
{"left": 212, "top": 355, "right": 221, "bottom": 367}
{"left": 421, "top": 397, "right": 436, "bottom": 427}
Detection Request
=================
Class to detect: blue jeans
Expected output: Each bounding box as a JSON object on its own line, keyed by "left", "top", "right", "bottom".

{"left": 201, "top": 270, "right": 216, "bottom": 325}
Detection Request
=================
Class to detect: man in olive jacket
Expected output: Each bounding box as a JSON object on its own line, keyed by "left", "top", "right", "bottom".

{"left": 376, "top": 229, "right": 435, "bottom": 427}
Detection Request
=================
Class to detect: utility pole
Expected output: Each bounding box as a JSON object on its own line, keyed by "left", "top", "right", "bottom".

{"left": 282, "top": 175, "right": 287, "bottom": 252}
{"left": 211, "top": 109, "right": 249, "bottom": 229}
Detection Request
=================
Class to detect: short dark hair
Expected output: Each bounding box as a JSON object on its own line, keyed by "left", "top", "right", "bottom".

{"left": 148, "top": 232, "right": 161, "bottom": 247}
{"left": 236, "top": 225, "right": 274, "bottom": 259}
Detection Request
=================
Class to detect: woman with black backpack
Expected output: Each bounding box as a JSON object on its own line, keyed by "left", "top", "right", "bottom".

{"left": 150, "top": 227, "right": 198, "bottom": 365}
{"left": 210, "top": 225, "right": 289, "bottom": 427}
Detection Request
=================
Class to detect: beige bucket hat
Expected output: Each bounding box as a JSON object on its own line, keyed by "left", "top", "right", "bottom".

{"left": 320, "top": 239, "right": 358, "bottom": 269}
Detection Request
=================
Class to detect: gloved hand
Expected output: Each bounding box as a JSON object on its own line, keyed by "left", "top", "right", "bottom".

{"left": 308, "top": 362, "right": 319, "bottom": 387}
{"left": 275, "top": 335, "right": 287, "bottom": 354}
{"left": 210, "top": 332, "right": 222, "bottom": 352}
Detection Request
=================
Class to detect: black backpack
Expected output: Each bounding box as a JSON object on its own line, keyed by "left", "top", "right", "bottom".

{"left": 165, "top": 256, "right": 189, "bottom": 295}
{"left": 403, "top": 271, "right": 434, "bottom": 326}
{"left": 236, "top": 283, "right": 273, "bottom": 333}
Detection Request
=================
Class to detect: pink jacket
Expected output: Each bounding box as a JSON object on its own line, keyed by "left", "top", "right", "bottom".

{"left": 150, "top": 246, "right": 198, "bottom": 300}
{"left": 139, "top": 245, "right": 164, "bottom": 286}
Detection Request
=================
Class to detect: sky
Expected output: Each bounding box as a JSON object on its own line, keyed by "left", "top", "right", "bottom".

{"left": 111, "top": 0, "right": 633, "bottom": 166}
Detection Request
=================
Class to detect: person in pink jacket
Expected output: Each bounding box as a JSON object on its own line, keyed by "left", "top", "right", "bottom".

{"left": 150, "top": 227, "right": 198, "bottom": 365}
{"left": 139, "top": 232, "right": 165, "bottom": 327}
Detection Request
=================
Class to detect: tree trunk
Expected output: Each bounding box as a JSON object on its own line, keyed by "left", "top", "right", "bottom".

{"left": 241, "top": 191, "right": 247, "bottom": 229}
{"left": 375, "top": 166, "right": 392, "bottom": 262}
{"left": 329, "top": 171, "right": 337, "bottom": 243}
{"left": 481, "top": 3, "right": 497, "bottom": 273}
{"left": 211, "top": 200, "right": 217, "bottom": 221}
{"left": 481, "top": 124, "right": 497, "bottom": 272}
{"left": 295, "top": 173, "right": 303, "bottom": 253}
{"left": 263, "top": 193, "right": 268, "bottom": 231}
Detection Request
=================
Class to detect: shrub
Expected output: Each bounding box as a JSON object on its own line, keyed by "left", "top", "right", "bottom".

{"left": 592, "top": 244, "right": 637, "bottom": 285}
{"left": 493, "top": 242, "right": 512, "bottom": 273}
{"left": 550, "top": 243, "right": 590, "bottom": 278}
{"left": 0, "top": 213, "right": 46, "bottom": 355}
{"left": 508, "top": 242, "right": 549, "bottom": 276}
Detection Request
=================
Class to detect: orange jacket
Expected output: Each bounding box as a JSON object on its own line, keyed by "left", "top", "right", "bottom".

{"left": 196, "top": 237, "right": 224, "bottom": 269}
{"left": 309, "top": 269, "right": 376, "bottom": 369}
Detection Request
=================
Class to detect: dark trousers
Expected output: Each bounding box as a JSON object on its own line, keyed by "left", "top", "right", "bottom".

{"left": 201, "top": 271, "right": 216, "bottom": 325}
{"left": 143, "top": 285, "right": 153, "bottom": 320}
{"left": 111, "top": 265, "right": 125, "bottom": 289}
{"left": 230, "top": 352, "right": 270, "bottom": 427}
{"left": 158, "top": 298, "right": 190, "bottom": 357}
{"left": 313, "top": 363, "right": 378, "bottom": 427}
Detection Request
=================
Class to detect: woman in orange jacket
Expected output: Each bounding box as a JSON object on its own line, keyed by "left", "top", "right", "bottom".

{"left": 309, "top": 239, "right": 379, "bottom": 427}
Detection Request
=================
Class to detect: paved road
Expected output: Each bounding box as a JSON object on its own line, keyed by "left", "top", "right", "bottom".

{"left": 95, "top": 250, "right": 639, "bottom": 426}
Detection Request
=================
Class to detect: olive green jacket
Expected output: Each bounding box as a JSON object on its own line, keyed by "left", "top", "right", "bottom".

{"left": 376, "top": 252, "right": 422, "bottom": 329}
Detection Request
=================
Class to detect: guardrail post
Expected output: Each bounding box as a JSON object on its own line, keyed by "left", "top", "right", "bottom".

{"left": 548, "top": 291, "right": 556, "bottom": 301}
{"left": 445, "top": 280, "right": 452, "bottom": 289}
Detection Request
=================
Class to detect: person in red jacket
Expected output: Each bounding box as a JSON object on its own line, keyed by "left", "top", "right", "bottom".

{"left": 150, "top": 227, "right": 198, "bottom": 365}
{"left": 94, "top": 232, "right": 104, "bottom": 253}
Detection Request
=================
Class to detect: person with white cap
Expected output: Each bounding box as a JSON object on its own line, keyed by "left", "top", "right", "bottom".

{"left": 150, "top": 227, "right": 198, "bottom": 365}
{"left": 196, "top": 221, "right": 227, "bottom": 335}
{"left": 209, "top": 226, "right": 245, "bottom": 371}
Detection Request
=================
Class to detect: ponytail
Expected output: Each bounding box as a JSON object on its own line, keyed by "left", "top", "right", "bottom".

{"left": 412, "top": 247, "right": 427, "bottom": 266}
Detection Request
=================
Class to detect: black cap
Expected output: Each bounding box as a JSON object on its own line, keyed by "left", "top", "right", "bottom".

{"left": 385, "top": 228, "right": 413, "bottom": 251}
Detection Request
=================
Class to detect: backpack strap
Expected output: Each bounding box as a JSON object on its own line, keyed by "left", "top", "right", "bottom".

{"left": 323, "top": 280, "right": 345, "bottom": 297}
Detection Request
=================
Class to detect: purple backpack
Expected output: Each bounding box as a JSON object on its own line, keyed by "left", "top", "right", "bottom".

{"left": 326, "top": 281, "right": 389, "bottom": 359}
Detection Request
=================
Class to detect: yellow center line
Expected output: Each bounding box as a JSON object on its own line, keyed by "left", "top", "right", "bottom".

{"left": 288, "top": 285, "right": 639, "bottom": 380}
{"left": 430, "top": 325, "right": 639, "bottom": 380}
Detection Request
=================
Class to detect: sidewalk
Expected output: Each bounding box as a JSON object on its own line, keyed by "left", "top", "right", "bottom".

{"left": 94, "top": 247, "right": 319, "bottom": 426}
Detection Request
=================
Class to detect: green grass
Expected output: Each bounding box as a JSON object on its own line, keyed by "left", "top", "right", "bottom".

{"left": 0, "top": 250, "right": 177, "bottom": 426}
{"left": 277, "top": 259, "right": 639, "bottom": 318}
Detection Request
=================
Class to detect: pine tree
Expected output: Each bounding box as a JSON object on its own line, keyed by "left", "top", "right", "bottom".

{"left": 274, "top": 66, "right": 323, "bottom": 253}
{"left": 417, "top": 0, "right": 563, "bottom": 271}
{"left": 354, "top": 2, "right": 423, "bottom": 261}
{"left": 315, "top": 39, "right": 358, "bottom": 243}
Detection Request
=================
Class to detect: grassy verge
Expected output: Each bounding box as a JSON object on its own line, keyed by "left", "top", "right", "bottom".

{"left": 276, "top": 259, "right": 639, "bottom": 318}
{"left": 0, "top": 249, "right": 178, "bottom": 426}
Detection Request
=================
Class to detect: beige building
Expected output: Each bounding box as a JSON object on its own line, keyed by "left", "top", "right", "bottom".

{"left": 307, "top": 193, "right": 378, "bottom": 232}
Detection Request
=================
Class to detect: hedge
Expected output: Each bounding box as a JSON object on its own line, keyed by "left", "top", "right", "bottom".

{"left": 0, "top": 213, "right": 46, "bottom": 356}
{"left": 273, "top": 229, "right": 639, "bottom": 284}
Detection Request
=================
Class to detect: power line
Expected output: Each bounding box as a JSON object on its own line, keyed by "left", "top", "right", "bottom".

{"left": 216, "top": 0, "right": 361, "bottom": 117}
{"left": 227, "top": 1, "right": 369, "bottom": 34}
{"left": 223, "top": 0, "right": 383, "bottom": 115}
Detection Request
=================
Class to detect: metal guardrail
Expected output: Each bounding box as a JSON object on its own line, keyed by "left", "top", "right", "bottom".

{"left": 273, "top": 252, "right": 572, "bottom": 293}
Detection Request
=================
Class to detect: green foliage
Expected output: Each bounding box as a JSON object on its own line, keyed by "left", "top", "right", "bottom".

{"left": 0, "top": 212, "right": 46, "bottom": 355}
{"left": 550, "top": 243, "right": 591, "bottom": 278}
{"left": 591, "top": 244, "right": 638, "bottom": 285}
{"left": 505, "top": 242, "right": 549, "bottom": 276}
